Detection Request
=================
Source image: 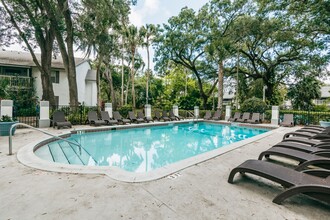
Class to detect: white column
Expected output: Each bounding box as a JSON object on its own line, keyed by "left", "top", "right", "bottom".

{"left": 105, "top": 103, "right": 113, "bottom": 118}
{"left": 225, "top": 106, "right": 231, "bottom": 121}
{"left": 194, "top": 106, "right": 199, "bottom": 119}
{"left": 173, "top": 105, "right": 179, "bottom": 117}
{"left": 145, "top": 104, "right": 151, "bottom": 118}
{"left": 39, "top": 101, "right": 50, "bottom": 128}
{"left": 0, "top": 100, "right": 13, "bottom": 118}
{"left": 271, "top": 106, "right": 279, "bottom": 125}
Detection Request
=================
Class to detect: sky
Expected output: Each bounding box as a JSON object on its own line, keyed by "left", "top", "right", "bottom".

{"left": 129, "top": 0, "right": 209, "bottom": 70}
{"left": 129, "top": 0, "right": 208, "bottom": 27}
{"left": 5, "top": 0, "right": 208, "bottom": 71}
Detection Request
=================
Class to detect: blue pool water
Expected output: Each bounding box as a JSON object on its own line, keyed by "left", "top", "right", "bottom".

{"left": 35, "top": 122, "right": 269, "bottom": 173}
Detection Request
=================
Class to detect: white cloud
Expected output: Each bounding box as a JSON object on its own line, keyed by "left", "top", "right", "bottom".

{"left": 129, "top": 9, "right": 144, "bottom": 27}
{"left": 144, "top": 0, "right": 160, "bottom": 12}
{"left": 129, "top": 0, "right": 160, "bottom": 27}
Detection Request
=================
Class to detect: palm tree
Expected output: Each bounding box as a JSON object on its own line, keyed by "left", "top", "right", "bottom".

{"left": 140, "top": 24, "right": 157, "bottom": 104}
{"left": 124, "top": 25, "right": 143, "bottom": 109}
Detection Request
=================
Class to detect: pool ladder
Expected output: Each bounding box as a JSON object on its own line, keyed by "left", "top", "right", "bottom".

{"left": 8, "top": 122, "right": 82, "bottom": 155}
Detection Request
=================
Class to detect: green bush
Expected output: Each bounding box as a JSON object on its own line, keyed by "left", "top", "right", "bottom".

{"left": 118, "top": 105, "right": 132, "bottom": 117}
{"left": 313, "top": 104, "right": 329, "bottom": 112}
{"left": 240, "top": 97, "right": 267, "bottom": 113}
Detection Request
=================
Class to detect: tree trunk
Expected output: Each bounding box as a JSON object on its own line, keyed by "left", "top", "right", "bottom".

{"left": 96, "top": 56, "right": 103, "bottom": 108}
{"left": 146, "top": 41, "right": 150, "bottom": 104}
{"left": 217, "top": 61, "right": 224, "bottom": 111}
{"left": 44, "top": 0, "right": 79, "bottom": 106}
{"left": 192, "top": 69, "right": 218, "bottom": 109}
{"left": 104, "top": 65, "right": 117, "bottom": 110}
{"left": 39, "top": 46, "right": 56, "bottom": 106}
{"left": 125, "top": 74, "right": 130, "bottom": 105}
{"left": 1, "top": 0, "right": 56, "bottom": 106}
{"left": 121, "top": 40, "right": 125, "bottom": 107}
{"left": 131, "top": 49, "right": 136, "bottom": 109}
{"left": 264, "top": 81, "right": 275, "bottom": 104}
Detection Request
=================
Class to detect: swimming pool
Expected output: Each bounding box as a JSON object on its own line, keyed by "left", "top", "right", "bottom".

{"left": 34, "top": 122, "right": 269, "bottom": 173}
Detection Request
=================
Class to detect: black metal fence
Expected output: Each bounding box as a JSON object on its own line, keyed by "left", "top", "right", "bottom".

{"left": 13, "top": 101, "right": 38, "bottom": 127}
{"left": 279, "top": 110, "right": 330, "bottom": 125}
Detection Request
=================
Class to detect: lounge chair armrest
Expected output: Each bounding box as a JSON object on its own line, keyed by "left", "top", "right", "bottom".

{"left": 301, "top": 169, "right": 330, "bottom": 178}
{"left": 296, "top": 129, "right": 320, "bottom": 134}
{"left": 315, "top": 142, "right": 330, "bottom": 148}
{"left": 283, "top": 132, "right": 312, "bottom": 140}
{"left": 313, "top": 151, "right": 330, "bottom": 157}
{"left": 273, "top": 184, "right": 330, "bottom": 204}
{"left": 296, "top": 158, "right": 330, "bottom": 171}
{"left": 308, "top": 133, "right": 330, "bottom": 139}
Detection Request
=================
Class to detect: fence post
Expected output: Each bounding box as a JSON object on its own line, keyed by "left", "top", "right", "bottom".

{"left": 105, "top": 103, "right": 113, "bottom": 118}
{"left": 271, "top": 106, "right": 279, "bottom": 125}
{"left": 145, "top": 104, "right": 152, "bottom": 119}
{"left": 225, "top": 106, "right": 231, "bottom": 121}
{"left": 194, "top": 106, "right": 199, "bottom": 119}
{"left": 0, "top": 100, "right": 13, "bottom": 118}
{"left": 173, "top": 105, "right": 179, "bottom": 117}
{"left": 39, "top": 101, "right": 50, "bottom": 128}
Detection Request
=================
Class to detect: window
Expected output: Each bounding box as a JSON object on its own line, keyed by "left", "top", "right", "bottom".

{"left": 2, "top": 67, "right": 29, "bottom": 77}
{"left": 51, "top": 71, "right": 60, "bottom": 84}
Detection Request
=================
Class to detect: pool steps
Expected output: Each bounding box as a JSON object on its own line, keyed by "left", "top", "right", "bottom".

{"left": 42, "top": 141, "right": 96, "bottom": 165}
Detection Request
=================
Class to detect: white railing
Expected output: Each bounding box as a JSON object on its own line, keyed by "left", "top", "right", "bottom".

{"left": 8, "top": 123, "right": 81, "bottom": 155}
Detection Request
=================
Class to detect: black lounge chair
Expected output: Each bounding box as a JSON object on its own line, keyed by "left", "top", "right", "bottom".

{"left": 137, "top": 111, "right": 153, "bottom": 123}
{"left": 128, "top": 111, "right": 144, "bottom": 123}
{"left": 169, "top": 110, "right": 184, "bottom": 121}
{"left": 273, "top": 141, "right": 330, "bottom": 153}
{"left": 297, "top": 126, "right": 330, "bottom": 134}
{"left": 153, "top": 110, "right": 162, "bottom": 121}
{"left": 236, "top": 112, "right": 250, "bottom": 123}
{"left": 212, "top": 110, "right": 221, "bottom": 120}
{"left": 113, "top": 111, "right": 131, "bottom": 124}
{"left": 280, "top": 114, "right": 294, "bottom": 127}
{"left": 52, "top": 111, "right": 72, "bottom": 129}
{"left": 246, "top": 113, "right": 261, "bottom": 124}
{"left": 258, "top": 147, "right": 330, "bottom": 170}
{"left": 283, "top": 131, "right": 330, "bottom": 140}
{"left": 228, "top": 112, "right": 241, "bottom": 122}
{"left": 169, "top": 110, "right": 178, "bottom": 121}
{"left": 300, "top": 125, "right": 326, "bottom": 131}
{"left": 101, "top": 111, "right": 118, "bottom": 125}
{"left": 228, "top": 159, "right": 330, "bottom": 205}
{"left": 282, "top": 136, "right": 330, "bottom": 146}
{"left": 204, "top": 111, "right": 212, "bottom": 120}
{"left": 87, "top": 111, "right": 106, "bottom": 126}
{"left": 161, "top": 111, "right": 171, "bottom": 121}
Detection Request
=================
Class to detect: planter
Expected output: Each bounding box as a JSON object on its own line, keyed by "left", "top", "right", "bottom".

{"left": 0, "top": 121, "right": 17, "bottom": 136}
{"left": 319, "top": 121, "right": 330, "bottom": 127}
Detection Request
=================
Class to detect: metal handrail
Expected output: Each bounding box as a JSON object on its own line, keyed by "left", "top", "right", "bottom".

{"left": 8, "top": 123, "right": 81, "bottom": 155}
{"left": 186, "top": 111, "right": 196, "bottom": 119}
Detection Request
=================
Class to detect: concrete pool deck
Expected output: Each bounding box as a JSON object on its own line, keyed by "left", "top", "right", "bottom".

{"left": 0, "top": 123, "right": 329, "bottom": 219}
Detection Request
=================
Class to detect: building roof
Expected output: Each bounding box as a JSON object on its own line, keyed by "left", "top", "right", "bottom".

{"left": 85, "top": 70, "right": 96, "bottom": 81}
{"left": 0, "top": 50, "right": 87, "bottom": 69}
{"left": 321, "top": 86, "right": 330, "bottom": 98}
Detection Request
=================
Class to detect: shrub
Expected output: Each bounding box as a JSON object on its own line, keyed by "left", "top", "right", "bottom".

{"left": 118, "top": 105, "right": 132, "bottom": 117}
{"left": 240, "top": 97, "right": 267, "bottom": 113}
{"left": 0, "top": 115, "right": 14, "bottom": 122}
